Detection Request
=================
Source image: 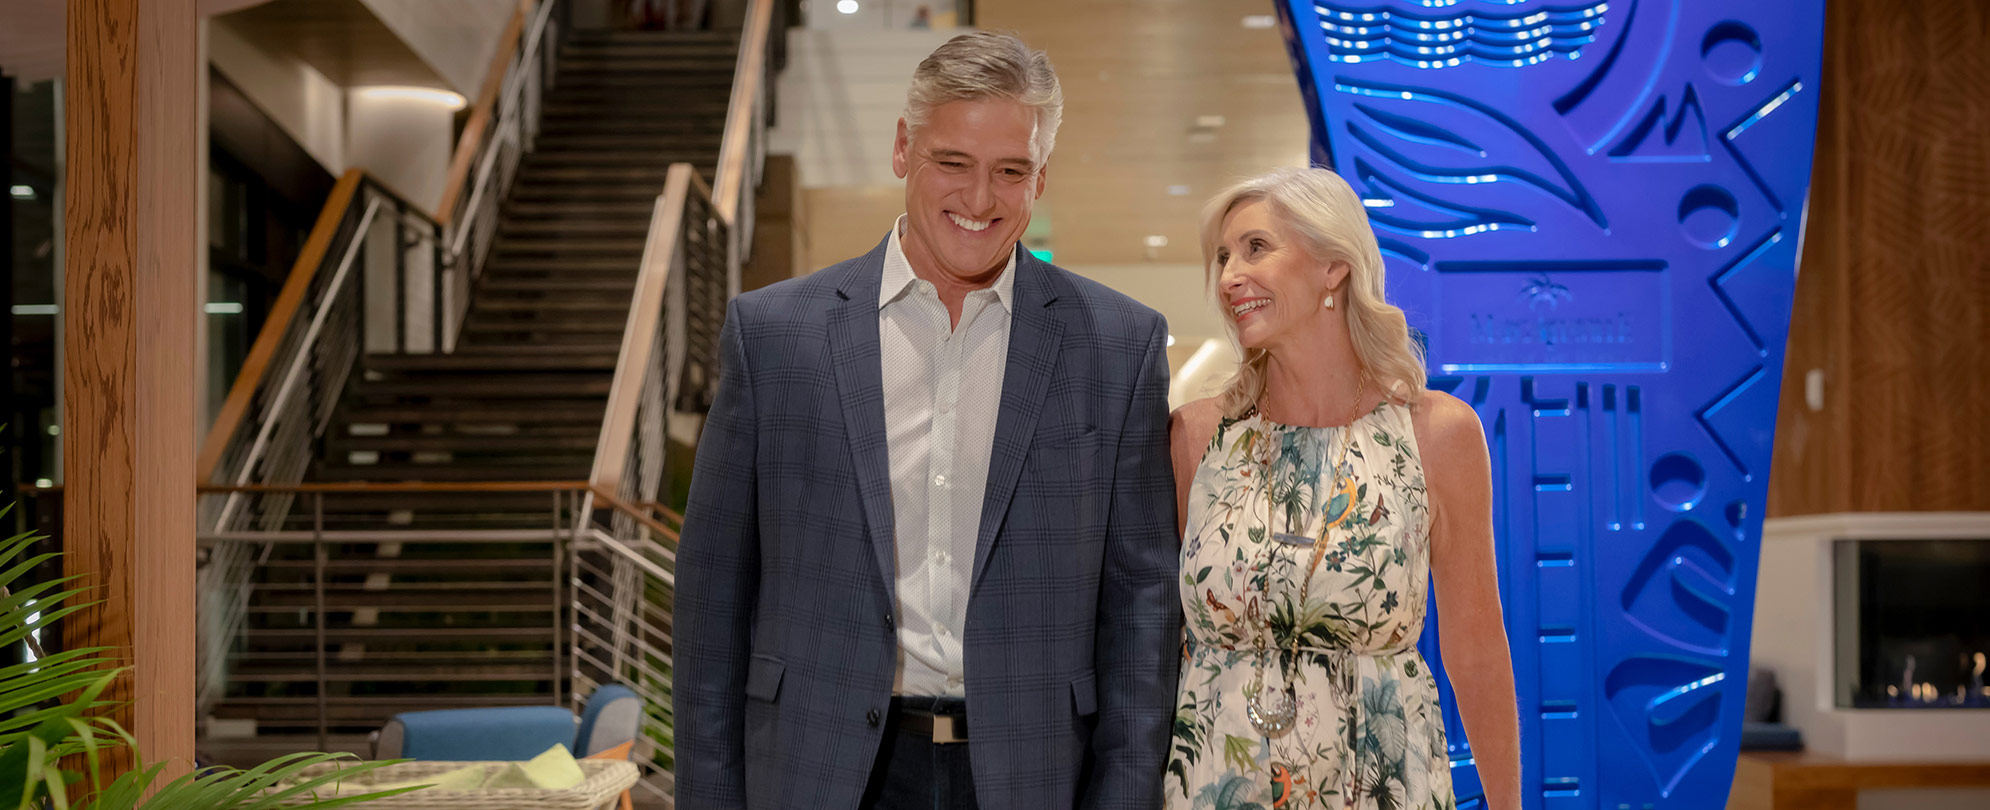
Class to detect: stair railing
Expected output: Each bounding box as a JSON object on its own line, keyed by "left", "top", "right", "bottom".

{"left": 571, "top": 162, "right": 725, "bottom": 802}
{"left": 572, "top": 487, "right": 683, "bottom": 798}
{"left": 711, "top": 0, "right": 778, "bottom": 298}
{"left": 438, "top": 0, "right": 566, "bottom": 352}
{"left": 196, "top": 482, "right": 584, "bottom": 750}
{"left": 193, "top": 174, "right": 448, "bottom": 716}
{"left": 569, "top": 1, "right": 777, "bottom": 797}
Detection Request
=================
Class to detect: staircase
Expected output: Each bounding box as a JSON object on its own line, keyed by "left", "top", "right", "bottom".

{"left": 321, "top": 29, "right": 738, "bottom": 487}
{"left": 211, "top": 29, "right": 740, "bottom": 739}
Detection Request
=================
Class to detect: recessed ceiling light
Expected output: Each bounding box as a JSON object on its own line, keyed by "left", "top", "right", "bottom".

{"left": 205, "top": 302, "right": 245, "bottom": 315}
{"left": 837, "top": 0, "right": 859, "bottom": 13}
{"left": 354, "top": 86, "right": 467, "bottom": 111}
{"left": 1144, "top": 235, "right": 1170, "bottom": 248}
{"left": 1188, "top": 131, "right": 1218, "bottom": 144}
{"left": 1166, "top": 334, "right": 1178, "bottom": 347}
{"left": 1167, "top": 184, "right": 1192, "bottom": 196}
{"left": 1195, "top": 115, "right": 1226, "bottom": 128}
{"left": 1242, "top": 15, "right": 1277, "bottom": 29}
{"left": 9, "top": 185, "right": 32, "bottom": 199}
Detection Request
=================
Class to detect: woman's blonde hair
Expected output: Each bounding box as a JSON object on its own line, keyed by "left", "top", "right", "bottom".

{"left": 1199, "top": 167, "right": 1426, "bottom": 418}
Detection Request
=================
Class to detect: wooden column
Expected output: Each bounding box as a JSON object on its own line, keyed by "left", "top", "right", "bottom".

{"left": 1767, "top": 0, "right": 1990, "bottom": 516}
{"left": 62, "top": 0, "right": 200, "bottom": 778}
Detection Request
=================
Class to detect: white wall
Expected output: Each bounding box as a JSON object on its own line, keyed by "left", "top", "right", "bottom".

{"left": 208, "top": 18, "right": 346, "bottom": 173}
{"left": 359, "top": 0, "right": 519, "bottom": 96}
{"left": 769, "top": 27, "right": 959, "bottom": 188}
{"left": 345, "top": 90, "right": 457, "bottom": 213}
{"left": 1064, "top": 263, "right": 1220, "bottom": 343}
{"left": 805, "top": 0, "right": 960, "bottom": 32}
{"left": 1061, "top": 263, "right": 1236, "bottom": 408}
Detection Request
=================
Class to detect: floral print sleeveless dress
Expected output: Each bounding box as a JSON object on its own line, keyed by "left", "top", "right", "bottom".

{"left": 1169, "top": 402, "right": 1455, "bottom": 810}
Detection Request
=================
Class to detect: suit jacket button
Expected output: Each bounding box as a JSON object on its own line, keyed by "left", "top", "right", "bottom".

{"left": 866, "top": 708, "right": 881, "bottom": 727}
{"left": 884, "top": 614, "right": 894, "bottom": 629}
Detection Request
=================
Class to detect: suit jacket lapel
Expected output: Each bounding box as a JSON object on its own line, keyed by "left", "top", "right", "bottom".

{"left": 971, "top": 247, "right": 1065, "bottom": 593}
{"left": 829, "top": 236, "right": 899, "bottom": 599}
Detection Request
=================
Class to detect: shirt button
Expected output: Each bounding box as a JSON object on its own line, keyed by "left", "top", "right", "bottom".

{"left": 948, "top": 675, "right": 963, "bottom": 688}
{"left": 932, "top": 474, "right": 948, "bottom": 488}
{"left": 867, "top": 708, "right": 881, "bottom": 727}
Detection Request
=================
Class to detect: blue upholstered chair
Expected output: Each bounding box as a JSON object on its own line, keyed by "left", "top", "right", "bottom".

{"left": 371, "top": 683, "right": 644, "bottom": 761}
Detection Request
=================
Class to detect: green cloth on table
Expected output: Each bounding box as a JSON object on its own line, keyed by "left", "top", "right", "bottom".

{"left": 483, "top": 744, "right": 587, "bottom": 790}
{"left": 370, "top": 744, "right": 587, "bottom": 793}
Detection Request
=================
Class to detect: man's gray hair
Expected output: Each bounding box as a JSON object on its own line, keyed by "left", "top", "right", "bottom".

{"left": 904, "top": 32, "right": 1063, "bottom": 165}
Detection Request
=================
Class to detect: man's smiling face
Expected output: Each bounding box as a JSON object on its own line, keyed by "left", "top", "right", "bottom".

{"left": 893, "top": 97, "right": 1048, "bottom": 284}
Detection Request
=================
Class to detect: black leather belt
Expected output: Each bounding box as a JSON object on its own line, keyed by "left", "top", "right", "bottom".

{"left": 893, "top": 696, "right": 968, "bottom": 744}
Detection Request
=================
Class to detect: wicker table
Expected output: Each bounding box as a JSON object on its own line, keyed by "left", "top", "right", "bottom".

{"left": 275, "top": 759, "right": 639, "bottom": 810}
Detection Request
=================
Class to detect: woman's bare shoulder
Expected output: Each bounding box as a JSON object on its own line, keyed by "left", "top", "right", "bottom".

{"left": 1170, "top": 398, "right": 1229, "bottom": 483}
{"left": 1171, "top": 397, "right": 1226, "bottom": 456}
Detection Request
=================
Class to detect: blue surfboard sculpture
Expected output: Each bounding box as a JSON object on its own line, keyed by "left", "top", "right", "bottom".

{"left": 1272, "top": 2, "right": 1825, "bottom": 807}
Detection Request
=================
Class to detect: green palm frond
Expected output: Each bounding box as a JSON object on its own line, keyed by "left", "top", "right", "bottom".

{"left": 0, "top": 515, "right": 411, "bottom": 810}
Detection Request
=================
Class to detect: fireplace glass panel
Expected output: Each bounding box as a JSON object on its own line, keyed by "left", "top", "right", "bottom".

{"left": 1833, "top": 538, "right": 1990, "bottom": 709}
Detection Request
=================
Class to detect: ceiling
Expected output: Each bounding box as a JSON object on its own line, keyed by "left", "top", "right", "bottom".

{"left": 213, "top": 0, "right": 454, "bottom": 91}
{"left": 976, "top": 0, "right": 1313, "bottom": 268}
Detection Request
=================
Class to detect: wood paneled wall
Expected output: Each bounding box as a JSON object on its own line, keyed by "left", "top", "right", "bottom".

{"left": 62, "top": 0, "right": 200, "bottom": 779}
{"left": 1767, "top": 0, "right": 1990, "bottom": 516}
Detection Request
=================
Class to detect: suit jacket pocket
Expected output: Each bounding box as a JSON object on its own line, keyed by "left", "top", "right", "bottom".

{"left": 1026, "top": 444, "right": 1090, "bottom": 482}
{"left": 746, "top": 654, "right": 785, "bottom": 703}
{"left": 1071, "top": 671, "right": 1098, "bottom": 717}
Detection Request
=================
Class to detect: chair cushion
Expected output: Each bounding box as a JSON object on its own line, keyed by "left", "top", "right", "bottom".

{"left": 1740, "top": 721, "right": 1805, "bottom": 751}
{"left": 393, "top": 706, "right": 579, "bottom": 761}
{"left": 575, "top": 684, "right": 643, "bottom": 757}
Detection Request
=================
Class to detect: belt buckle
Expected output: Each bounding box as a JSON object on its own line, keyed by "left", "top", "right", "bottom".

{"left": 931, "top": 713, "right": 965, "bottom": 744}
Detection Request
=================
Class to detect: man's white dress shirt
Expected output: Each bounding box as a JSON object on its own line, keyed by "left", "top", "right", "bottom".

{"left": 878, "top": 216, "right": 1017, "bottom": 698}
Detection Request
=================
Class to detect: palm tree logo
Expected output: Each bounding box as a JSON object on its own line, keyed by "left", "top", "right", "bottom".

{"left": 1520, "top": 273, "right": 1572, "bottom": 311}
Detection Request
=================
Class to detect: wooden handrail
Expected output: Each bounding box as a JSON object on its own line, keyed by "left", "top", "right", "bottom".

{"left": 436, "top": 0, "right": 532, "bottom": 226}
{"left": 197, "top": 481, "right": 587, "bottom": 494}
{"left": 588, "top": 163, "right": 695, "bottom": 495}
{"left": 195, "top": 169, "right": 365, "bottom": 484}
{"left": 635, "top": 500, "right": 685, "bottom": 526}
{"left": 590, "top": 485, "right": 681, "bottom": 543}
{"left": 711, "top": 0, "right": 774, "bottom": 226}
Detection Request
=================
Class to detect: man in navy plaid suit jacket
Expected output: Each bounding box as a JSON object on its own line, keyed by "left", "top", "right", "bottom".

{"left": 673, "top": 32, "right": 1180, "bottom": 810}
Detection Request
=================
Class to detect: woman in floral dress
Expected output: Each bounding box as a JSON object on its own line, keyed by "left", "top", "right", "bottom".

{"left": 1166, "top": 168, "right": 1520, "bottom": 810}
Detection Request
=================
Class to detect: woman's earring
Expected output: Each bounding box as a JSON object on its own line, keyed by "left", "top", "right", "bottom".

{"left": 1323, "top": 293, "right": 1335, "bottom": 309}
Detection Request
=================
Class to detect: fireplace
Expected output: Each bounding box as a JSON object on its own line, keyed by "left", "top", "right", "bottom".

{"left": 1755, "top": 513, "right": 1990, "bottom": 761}
{"left": 1833, "top": 538, "right": 1990, "bottom": 709}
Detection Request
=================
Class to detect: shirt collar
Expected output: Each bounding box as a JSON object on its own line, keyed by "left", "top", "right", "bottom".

{"left": 879, "top": 214, "right": 1018, "bottom": 312}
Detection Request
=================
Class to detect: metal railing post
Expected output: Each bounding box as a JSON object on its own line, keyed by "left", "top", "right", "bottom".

{"left": 569, "top": 495, "right": 582, "bottom": 712}
{"left": 551, "top": 489, "right": 565, "bottom": 709}
{"left": 313, "top": 492, "right": 329, "bottom": 751}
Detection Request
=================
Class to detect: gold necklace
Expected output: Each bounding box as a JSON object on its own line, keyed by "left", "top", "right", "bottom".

{"left": 1244, "top": 379, "right": 1366, "bottom": 737}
